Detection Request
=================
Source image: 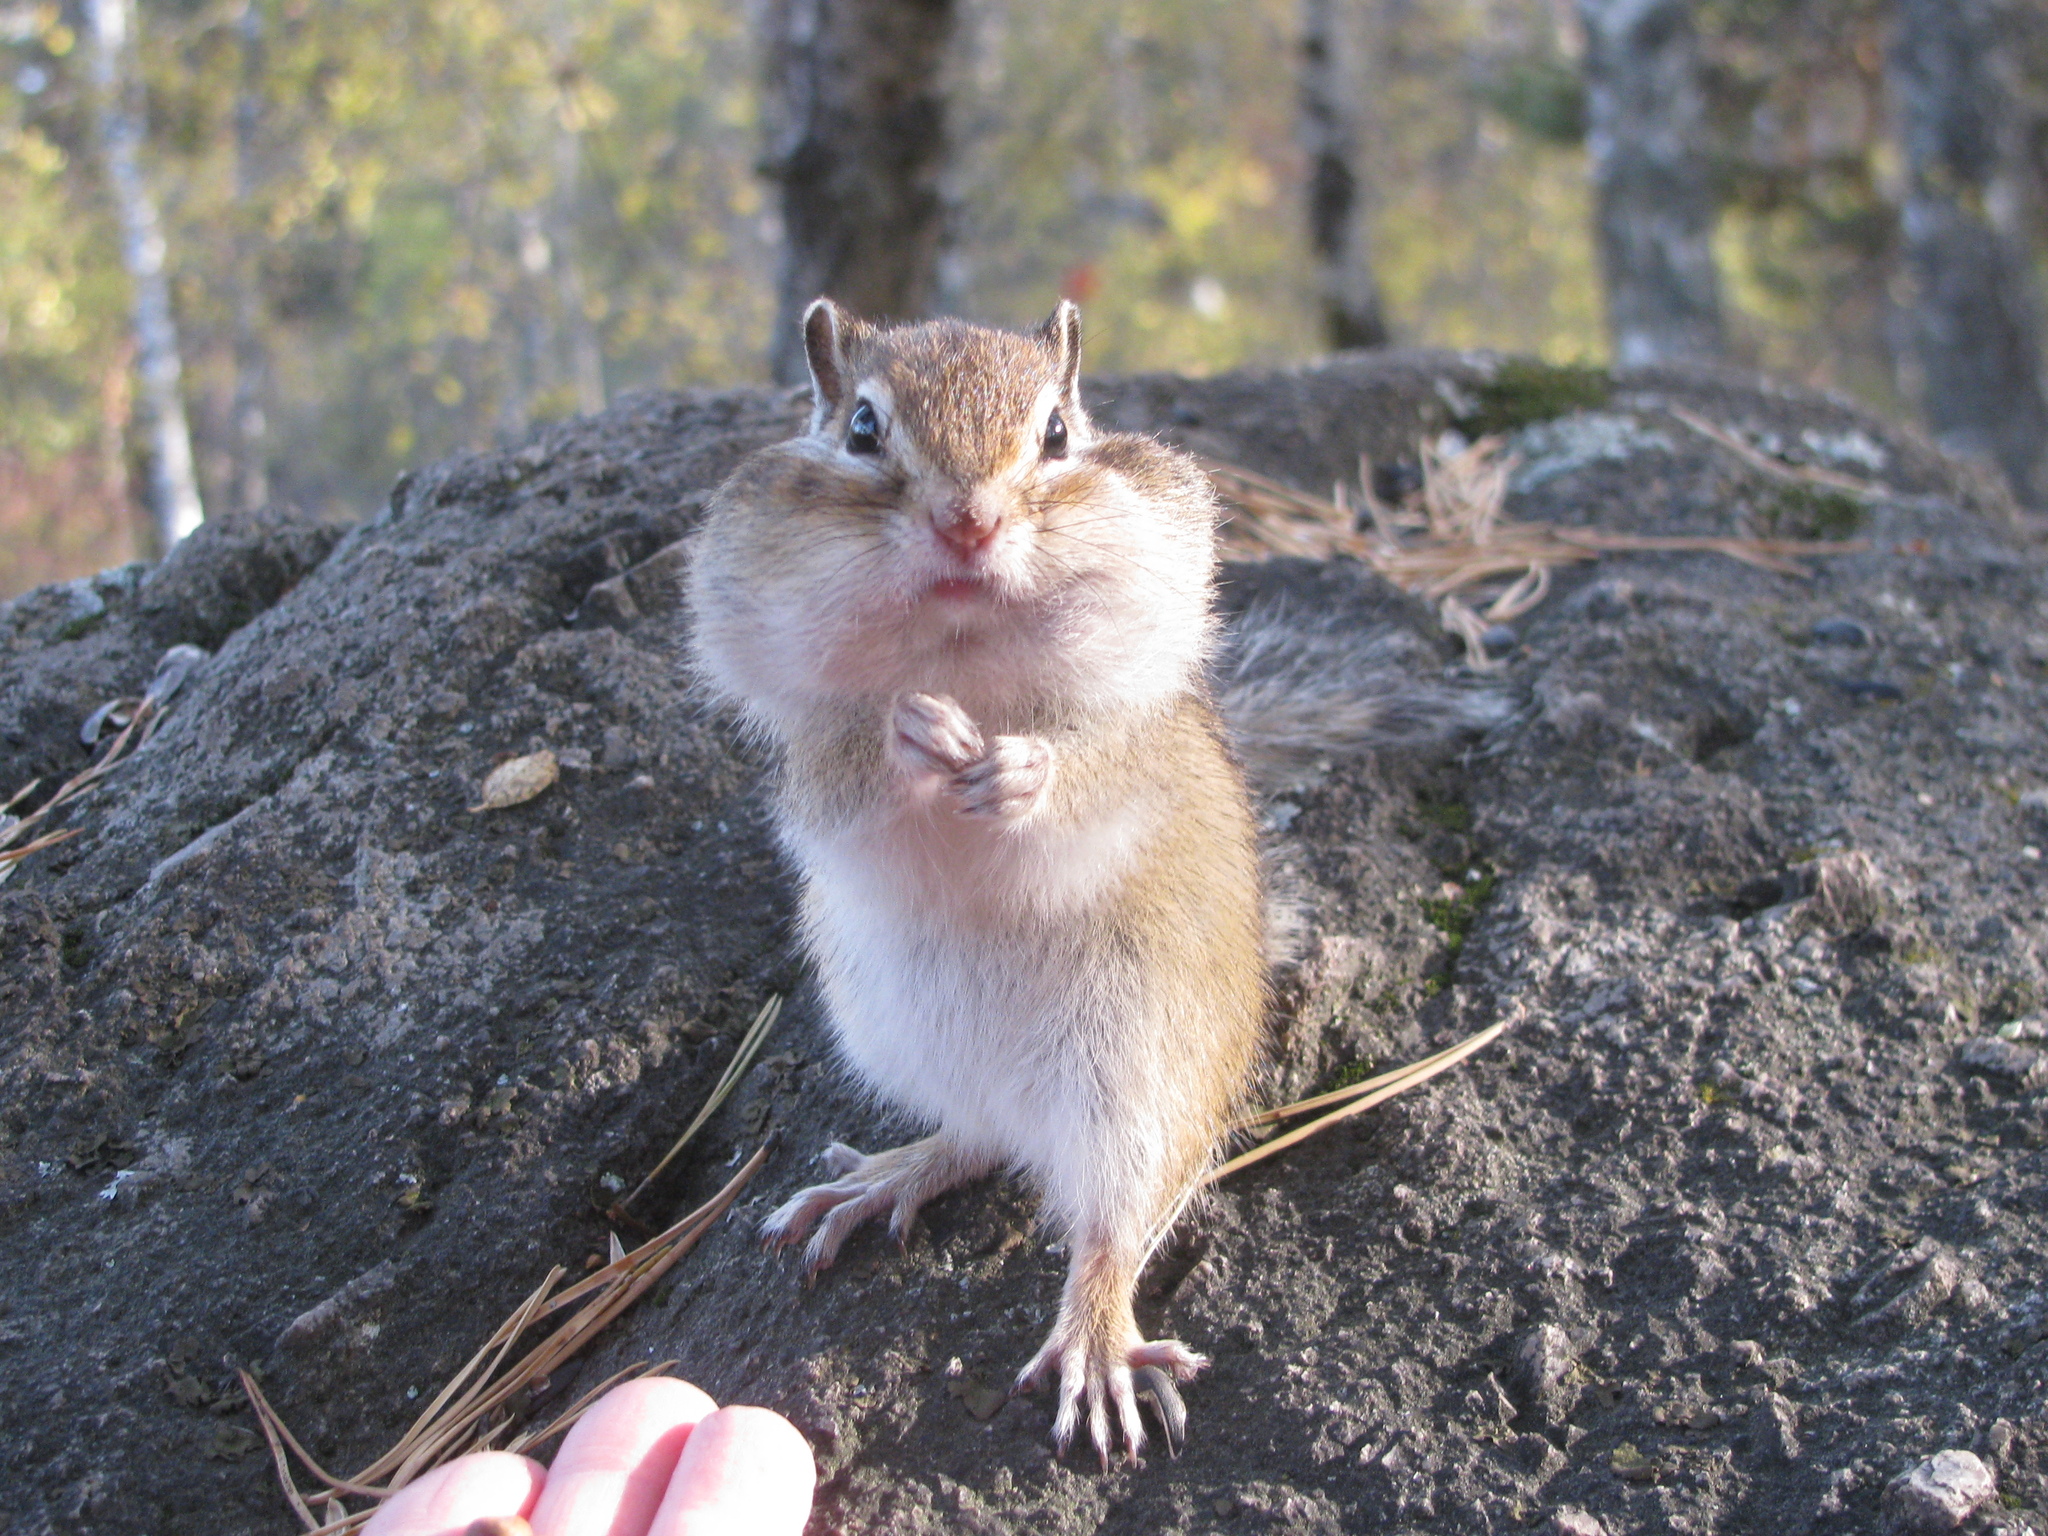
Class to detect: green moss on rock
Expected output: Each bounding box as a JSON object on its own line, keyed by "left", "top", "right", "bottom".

{"left": 1458, "top": 358, "right": 1613, "bottom": 437}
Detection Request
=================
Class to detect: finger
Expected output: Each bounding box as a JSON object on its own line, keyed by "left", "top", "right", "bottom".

{"left": 646, "top": 1406, "right": 815, "bottom": 1536}
{"left": 528, "top": 1376, "right": 717, "bottom": 1536}
{"left": 360, "top": 1452, "right": 544, "bottom": 1536}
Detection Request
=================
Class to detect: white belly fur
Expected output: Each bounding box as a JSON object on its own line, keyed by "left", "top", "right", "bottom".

{"left": 792, "top": 801, "right": 1169, "bottom": 1227}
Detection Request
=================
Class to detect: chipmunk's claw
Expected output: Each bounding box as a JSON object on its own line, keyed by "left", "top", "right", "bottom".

{"left": 891, "top": 692, "right": 982, "bottom": 776}
{"left": 1016, "top": 1328, "right": 1203, "bottom": 1469}
{"left": 1133, "top": 1365, "right": 1187, "bottom": 1457}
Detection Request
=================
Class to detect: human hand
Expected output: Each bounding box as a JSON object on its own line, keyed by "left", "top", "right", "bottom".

{"left": 361, "top": 1375, "right": 814, "bottom": 1536}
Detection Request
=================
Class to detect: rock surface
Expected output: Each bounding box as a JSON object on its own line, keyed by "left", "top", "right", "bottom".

{"left": 3, "top": 352, "right": 2048, "bottom": 1534}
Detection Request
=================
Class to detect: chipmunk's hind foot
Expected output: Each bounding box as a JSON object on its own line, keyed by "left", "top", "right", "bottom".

{"left": 1015, "top": 1318, "right": 1205, "bottom": 1470}
{"left": 760, "top": 1134, "right": 992, "bottom": 1276}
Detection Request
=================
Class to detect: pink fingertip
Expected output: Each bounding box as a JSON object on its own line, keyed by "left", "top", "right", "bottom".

{"left": 528, "top": 1376, "right": 718, "bottom": 1536}
{"left": 360, "top": 1451, "right": 544, "bottom": 1536}
{"left": 648, "top": 1405, "right": 816, "bottom": 1536}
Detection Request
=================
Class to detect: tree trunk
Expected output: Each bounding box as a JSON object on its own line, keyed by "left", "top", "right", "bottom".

{"left": 86, "top": 0, "right": 205, "bottom": 550}
{"left": 1298, "top": 0, "right": 1390, "bottom": 351}
{"left": 1887, "top": 0, "right": 2048, "bottom": 504}
{"left": 1577, "top": 0, "right": 1725, "bottom": 367}
{"left": 756, "top": 0, "right": 959, "bottom": 383}
{"left": 230, "top": 0, "right": 270, "bottom": 514}
{"left": 548, "top": 7, "right": 607, "bottom": 418}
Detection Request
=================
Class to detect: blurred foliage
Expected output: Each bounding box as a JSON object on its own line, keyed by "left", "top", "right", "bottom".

{"left": 946, "top": 0, "right": 1607, "bottom": 373}
{"left": 0, "top": 6, "right": 126, "bottom": 463}
{"left": 1475, "top": 54, "right": 1586, "bottom": 147}
{"left": 2, "top": 0, "right": 770, "bottom": 541}
{"left": 944, "top": 0, "right": 1321, "bottom": 371}
{"left": 1, "top": 0, "right": 2045, "bottom": 598}
{"left": 1365, "top": 1, "right": 1603, "bottom": 366}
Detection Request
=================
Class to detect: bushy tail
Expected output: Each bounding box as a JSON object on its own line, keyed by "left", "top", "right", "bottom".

{"left": 1215, "top": 597, "right": 1512, "bottom": 789}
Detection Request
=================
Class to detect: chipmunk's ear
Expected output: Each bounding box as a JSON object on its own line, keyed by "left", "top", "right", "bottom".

{"left": 1038, "top": 300, "right": 1083, "bottom": 412}
{"left": 802, "top": 298, "right": 855, "bottom": 430}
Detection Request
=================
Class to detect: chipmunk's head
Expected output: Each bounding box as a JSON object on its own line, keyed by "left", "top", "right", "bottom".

{"left": 688, "top": 299, "right": 1218, "bottom": 725}
{"left": 798, "top": 296, "right": 1091, "bottom": 576}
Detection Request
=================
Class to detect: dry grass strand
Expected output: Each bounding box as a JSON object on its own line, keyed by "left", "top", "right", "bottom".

{"left": 242, "top": 1146, "right": 771, "bottom": 1530}
{"left": 1205, "top": 1021, "right": 1507, "bottom": 1185}
{"left": 1206, "top": 430, "right": 1870, "bottom": 670}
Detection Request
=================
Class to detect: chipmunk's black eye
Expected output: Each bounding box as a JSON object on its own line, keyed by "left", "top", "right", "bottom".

{"left": 846, "top": 401, "right": 882, "bottom": 455}
{"left": 1042, "top": 408, "right": 1068, "bottom": 459}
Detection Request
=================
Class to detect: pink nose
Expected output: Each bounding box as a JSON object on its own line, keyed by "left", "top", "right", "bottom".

{"left": 935, "top": 499, "right": 999, "bottom": 557}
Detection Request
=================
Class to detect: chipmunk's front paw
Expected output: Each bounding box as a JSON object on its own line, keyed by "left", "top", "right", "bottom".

{"left": 1015, "top": 1322, "right": 1204, "bottom": 1469}
{"left": 891, "top": 692, "right": 983, "bottom": 778}
{"left": 948, "top": 735, "right": 1052, "bottom": 820}
{"left": 891, "top": 694, "right": 1051, "bottom": 821}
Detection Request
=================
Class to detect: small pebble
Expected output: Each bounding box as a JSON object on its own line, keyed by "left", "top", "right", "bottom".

{"left": 1748, "top": 1392, "right": 1802, "bottom": 1463}
{"left": 1512, "top": 1323, "right": 1576, "bottom": 1415}
{"left": 1881, "top": 1449, "right": 1995, "bottom": 1533}
{"left": 1812, "top": 616, "right": 1873, "bottom": 646}
{"left": 1480, "top": 624, "right": 1518, "bottom": 658}
{"left": 1957, "top": 1037, "right": 2048, "bottom": 1087}
{"left": 1545, "top": 1509, "right": 1607, "bottom": 1536}
{"left": 1371, "top": 460, "right": 1423, "bottom": 505}
{"left": 1987, "top": 1419, "right": 2018, "bottom": 1463}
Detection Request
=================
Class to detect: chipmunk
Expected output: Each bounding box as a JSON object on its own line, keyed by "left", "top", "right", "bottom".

{"left": 685, "top": 300, "right": 1498, "bottom": 1467}
{"left": 687, "top": 297, "right": 1261, "bottom": 1466}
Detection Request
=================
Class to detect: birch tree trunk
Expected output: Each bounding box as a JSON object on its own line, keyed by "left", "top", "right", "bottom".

{"left": 1577, "top": 0, "right": 1725, "bottom": 367}
{"left": 1298, "top": 0, "right": 1390, "bottom": 351}
{"left": 1888, "top": 0, "right": 2048, "bottom": 503}
{"left": 756, "top": 0, "right": 959, "bottom": 383}
{"left": 86, "top": 0, "right": 205, "bottom": 550}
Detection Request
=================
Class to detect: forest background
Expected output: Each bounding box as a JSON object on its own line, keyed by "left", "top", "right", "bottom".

{"left": 2, "top": 0, "right": 2046, "bottom": 599}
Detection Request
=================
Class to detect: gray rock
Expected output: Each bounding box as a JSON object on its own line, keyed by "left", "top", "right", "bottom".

{"left": 1985, "top": 1419, "right": 2018, "bottom": 1463}
{"left": 1953, "top": 1277, "right": 1996, "bottom": 1317}
{"left": 1881, "top": 1449, "right": 1996, "bottom": 1533}
{"left": 4, "top": 353, "right": 2048, "bottom": 1534}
